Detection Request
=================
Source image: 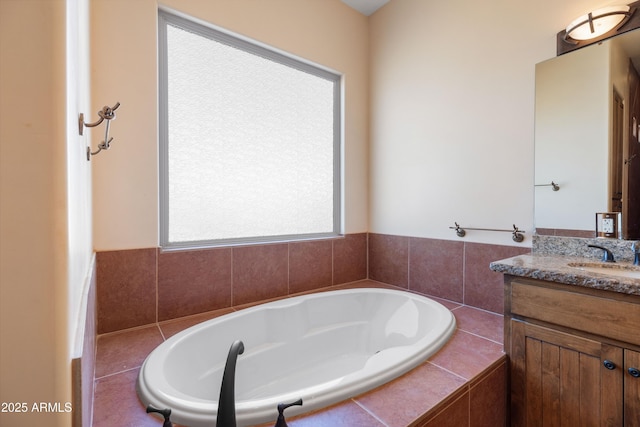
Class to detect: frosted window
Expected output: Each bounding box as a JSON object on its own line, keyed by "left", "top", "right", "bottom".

{"left": 158, "top": 11, "right": 341, "bottom": 247}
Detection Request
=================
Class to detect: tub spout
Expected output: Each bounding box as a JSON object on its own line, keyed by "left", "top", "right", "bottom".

{"left": 217, "top": 340, "right": 245, "bottom": 427}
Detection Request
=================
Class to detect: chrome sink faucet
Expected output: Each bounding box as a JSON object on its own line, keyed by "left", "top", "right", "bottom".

{"left": 632, "top": 241, "right": 640, "bottom": 266}
{"left": 587, "top": 244, "right": 616, "bottom": 262}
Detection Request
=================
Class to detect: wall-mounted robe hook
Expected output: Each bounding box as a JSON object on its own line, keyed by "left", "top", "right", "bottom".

{"left": 79, "top": 102, "right": 120, "bottom": 161}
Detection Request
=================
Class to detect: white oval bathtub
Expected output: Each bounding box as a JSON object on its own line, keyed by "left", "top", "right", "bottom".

{"left": 137, "top": 287, "right": 456, "bottom": 427}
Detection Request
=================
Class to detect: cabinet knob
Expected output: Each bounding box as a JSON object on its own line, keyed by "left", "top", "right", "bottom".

{"left": 629, "top": 367, "right": 640, "bottom": 378}
{"left": 603, "top": 360, "right": 616, "bottom": 370}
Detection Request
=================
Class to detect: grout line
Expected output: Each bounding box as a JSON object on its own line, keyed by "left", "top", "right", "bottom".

{"left": 407, "top": 236, "right": 411, "bottom": 290}
{"left": 461, "top": 242, "right": 467, "bottom": 305}
{"left": 230, "top": 247, "right": 234, "bottom": 306}
{"left": 331, "top": 239, "right": 335, "bottom": 285}
{"left": 425, "top": 360, "right": 469, "bottom": 382}
{"left": 156, "top": 323, "right": 167, "bottom": 342}
{"left": 94, "top": 366, "right": 140, "bottom": 381}
{"left": 96, "top": 322, "right": 162, "bottom": 339}
{"left": 451, "top": 303, "right": 503, "bottom": 317}
{"left": 366, "top": 233, "right": 369, "bottom": 279}
{"left": 455, "top": 328, "right": 504, "bottom": 346}
{"left": 287, "top": 242, "right": 290, "bottom": 295}
{"left": 351, "top": 399, "right": 391, "bottom": 427}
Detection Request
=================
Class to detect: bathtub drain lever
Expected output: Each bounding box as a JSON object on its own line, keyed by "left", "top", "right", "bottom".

{"left": 274, "top": 398, "right": 303, "bottom": 427}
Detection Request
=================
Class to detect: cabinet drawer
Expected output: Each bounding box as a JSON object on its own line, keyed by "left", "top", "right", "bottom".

{"left": 511, "top": 282, "right": 640, "bottom": 346}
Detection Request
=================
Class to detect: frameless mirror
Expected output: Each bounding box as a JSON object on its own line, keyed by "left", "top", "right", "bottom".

{"left": 534, "top": 28, "right": 640, "bottom": 239}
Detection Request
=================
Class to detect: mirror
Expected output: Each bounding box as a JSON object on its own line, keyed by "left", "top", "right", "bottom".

{"left": 534, "top": 28, "right": 640, "bottom": 239}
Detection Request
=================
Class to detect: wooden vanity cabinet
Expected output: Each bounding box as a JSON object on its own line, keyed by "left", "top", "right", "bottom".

{"left": 504, "top": 276, "right": 640, "bottom": 426}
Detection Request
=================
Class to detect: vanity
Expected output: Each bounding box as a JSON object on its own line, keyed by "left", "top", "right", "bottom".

{"left": 491, "top": 246, "right": 640, "bottom": 426}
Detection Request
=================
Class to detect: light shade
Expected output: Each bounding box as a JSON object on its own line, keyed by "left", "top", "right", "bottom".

{"left": 566, "top": 5, "right": 631, "bottom": 40}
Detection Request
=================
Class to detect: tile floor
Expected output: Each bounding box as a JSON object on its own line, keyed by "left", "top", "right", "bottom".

{"left": 92, "top": 280, "right": 506, "bottom": 427}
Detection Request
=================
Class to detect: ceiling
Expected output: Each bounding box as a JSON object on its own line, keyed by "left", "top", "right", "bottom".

{"left": 341, "top": 0, "right": 389, "bottom": 16}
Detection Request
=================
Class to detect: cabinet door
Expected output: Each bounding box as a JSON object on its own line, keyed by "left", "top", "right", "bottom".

{"left": 510, "top": 320, "right": 623, "bottom": 427}
{"left": 625, "top": 349, "right": 640, "bottom": 426}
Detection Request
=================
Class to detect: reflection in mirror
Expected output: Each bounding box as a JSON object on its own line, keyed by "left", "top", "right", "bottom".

{"left": 534, "top": 29, "right": 640, "bottom": 239}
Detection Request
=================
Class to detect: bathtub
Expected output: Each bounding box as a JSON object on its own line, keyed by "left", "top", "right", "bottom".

{"left": 137, "top": 287, "right": 456, "bottom": 427}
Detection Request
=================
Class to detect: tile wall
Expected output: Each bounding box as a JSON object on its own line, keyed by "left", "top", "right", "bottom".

{"left": 96, "top": 233, "right": 367, "bottom": 333}
{"left": 368, "top": 234, "right": 530, "bottom": 314}
{"left": 96, "top": 233, "right": 529, "bottom": 334}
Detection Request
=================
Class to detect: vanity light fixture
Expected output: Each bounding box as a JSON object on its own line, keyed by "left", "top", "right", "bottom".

{"left": 557, "top": 1, "right": 640, "bottom": 55}
{"left": 565, "top": 5, "right": 631, "bottom": 41}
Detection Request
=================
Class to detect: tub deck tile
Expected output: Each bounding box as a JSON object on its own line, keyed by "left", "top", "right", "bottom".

{"left": 93, "top": 368, "right": 183, "bottom": 427}
{"left": 451, "top": 305, "right": 503, "bottom": 344}
{"left": 95, "top": 325, "right": 163, "bottom": 379}
{"left": 427, "top": 329, "right": 504, "bottom": 381}
{"left": 354, "top": 362, "right": 468, "bottom": 427}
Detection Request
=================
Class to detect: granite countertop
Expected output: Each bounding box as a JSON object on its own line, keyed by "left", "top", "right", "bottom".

{"left": 490, "top": 254, "right": 640, "bottom": 296}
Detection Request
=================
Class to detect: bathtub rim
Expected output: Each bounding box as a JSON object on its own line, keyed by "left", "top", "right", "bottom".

{"left": 137, "top": 287, "right": 456, "bottom": 426}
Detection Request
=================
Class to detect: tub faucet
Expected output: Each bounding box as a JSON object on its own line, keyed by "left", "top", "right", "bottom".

{"left": 632, "top": 242, "right": 640, "bottom": 265}
{"left": 274, "top": 398, "right": 303, "bottom": 427}
{"left": 588, "top": 244, "right": 615, "bottom": 262}
{"left": 146, "top": 405, "right": 173, "bottom": 427}
{"left": 217, "top": 340, "right": 245, "bottom": 427}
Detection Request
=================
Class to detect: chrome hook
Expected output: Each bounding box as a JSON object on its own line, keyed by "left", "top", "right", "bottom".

{"left": 79, "top": 102, "right": 121, "bottom": 160}
{"left": 79, "top": 102, "right": 120, "bottom": 135}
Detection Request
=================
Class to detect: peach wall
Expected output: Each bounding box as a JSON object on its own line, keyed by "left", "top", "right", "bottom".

{"left": 0, "top": 0, "right": 93, "bottom": 425}
{"left": 91, "top": 0, "right": 370, "bottom": 251}
{"left": 0, "top": 2, "right": 64, "bottom": 425}
{"left": 368, "top": 0, "right": 609, "bottom": 246}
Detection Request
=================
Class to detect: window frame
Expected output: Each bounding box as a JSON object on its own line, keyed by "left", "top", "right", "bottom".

{"left": 158, "top": 9, "right": 343, "bottom": 250}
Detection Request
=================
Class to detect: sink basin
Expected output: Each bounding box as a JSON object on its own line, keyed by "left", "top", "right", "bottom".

{"left": 567, "top": 262, "right": 640, "bottom": 279}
